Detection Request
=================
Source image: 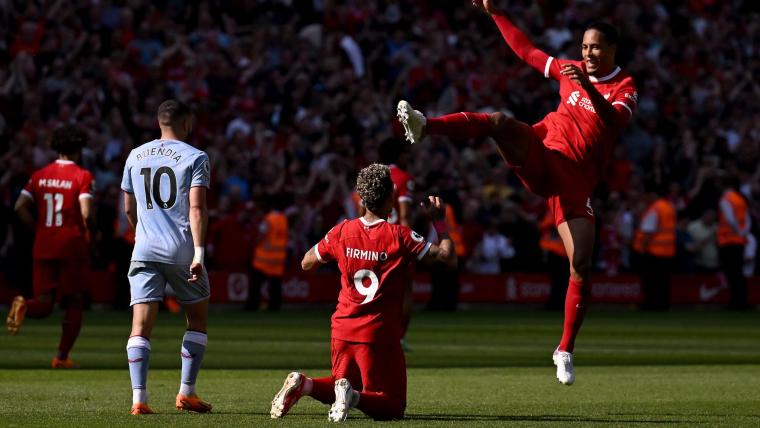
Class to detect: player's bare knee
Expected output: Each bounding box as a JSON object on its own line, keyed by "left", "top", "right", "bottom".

{"left": 488, "top": 112, "right": 510, "bottom": 132}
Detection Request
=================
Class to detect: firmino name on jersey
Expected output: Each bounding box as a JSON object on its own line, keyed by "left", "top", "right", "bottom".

{"left": 135, "top": 146, "right": 182, "bottom": 163}
{"left": 39, "top": 178, "right": 72, "bottom": 189}
{"left": 346, "top": 248, "right": 381, "bottom": 261}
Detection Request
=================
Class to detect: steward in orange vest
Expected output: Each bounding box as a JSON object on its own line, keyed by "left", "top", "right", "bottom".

{"left": 717, "top": 186, "right": 751, "bottom": 309}
{"left": 246, "top": 207, "right": 289, "bottom": 311}
{"left": 634, "top": 194, "right": 676, "bottom": 311}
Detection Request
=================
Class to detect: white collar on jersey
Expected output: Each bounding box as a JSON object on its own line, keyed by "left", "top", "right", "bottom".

{"left": 360, "top": 217, "right": 386, "bottom": 227}
{"left": 55, "top": 160, "right": 75, "bottom": 165}
{"left": 588, "top": 66, "right": 621, "bottom": 83}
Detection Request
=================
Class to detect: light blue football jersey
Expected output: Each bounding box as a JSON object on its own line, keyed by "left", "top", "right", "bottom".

{"left": 121, "top": 139, "right": 210, "bottom": 265}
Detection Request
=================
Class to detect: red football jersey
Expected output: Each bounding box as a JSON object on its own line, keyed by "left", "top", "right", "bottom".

{"left": 538, "top": 58, "right": 638, "bottom": 179}
{"left": 388, "top": 164, "right": 414, "bottom": 225}
{"left": 22, "top": 160, "right": 94, "bottom": 260}
{"left": 315, "top": 217, "right": 431, "bottom": 343}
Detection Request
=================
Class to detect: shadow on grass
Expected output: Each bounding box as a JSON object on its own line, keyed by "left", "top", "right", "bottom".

{"left": 405, "top": 414, "right": 693, "bottom": 424}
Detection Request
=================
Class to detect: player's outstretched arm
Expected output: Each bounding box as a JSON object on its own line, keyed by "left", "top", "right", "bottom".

{"left": 189, "top": 186, "right": 208, "bottom": 282}
{"left": 418, "top": 196, "right": 457, "bottom": 270}
{"left": 14, "top": 193, "right": 36, "bottom": 229}
{"left": 474, "top": 0, "right": 555, "bottom": 79}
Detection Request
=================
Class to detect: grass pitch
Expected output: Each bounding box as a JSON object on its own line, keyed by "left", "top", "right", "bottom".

{"left": 1, "top": 308, "right": 759, "bottom": 427}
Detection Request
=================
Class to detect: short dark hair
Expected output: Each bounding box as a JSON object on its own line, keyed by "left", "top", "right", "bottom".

{"left": 157, "top": 99, "right": 192, "bottom": 127}
{"left": 50, "top": 125, "right": 88, "bottom": 155}
{"left": 586, "top": 21, "right": 619, "bottom": 46}
{"left": 356, "top": 164, "right": 394, "bottom": 214}
{"left": 377, "top": 138, "right": 405, "bottom": 164}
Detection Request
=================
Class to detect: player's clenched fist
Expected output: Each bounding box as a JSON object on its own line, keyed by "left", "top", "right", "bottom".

{"left": 472, "top": 0, "right": 500, "bottom": 14}
{"left": 561, "top": 64, "right": 592, "bottom": 89}
{"left": 420, "top": 196, "right": 445, "bottom": 221}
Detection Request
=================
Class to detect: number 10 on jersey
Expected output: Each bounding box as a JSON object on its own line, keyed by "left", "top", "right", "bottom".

{"left": 139, "top": 167, "right": 177, "bottom": 210}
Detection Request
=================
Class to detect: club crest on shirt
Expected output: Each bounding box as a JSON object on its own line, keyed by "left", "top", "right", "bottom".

{"left": 411, "top": 231, "right": 424, "bottom": 243}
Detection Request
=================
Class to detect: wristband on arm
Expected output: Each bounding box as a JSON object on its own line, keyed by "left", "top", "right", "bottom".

{"left": 193, "top": 246, "right": 205, "bottom": 265}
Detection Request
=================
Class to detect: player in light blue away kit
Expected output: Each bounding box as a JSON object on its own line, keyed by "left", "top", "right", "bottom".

{"left": 121, "top": 99, "right": 213, "bottom": 415}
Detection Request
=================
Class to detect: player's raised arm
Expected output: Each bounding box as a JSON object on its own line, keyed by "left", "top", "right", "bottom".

{"left": 418, "top": 196, "right": 457, "bottom": 270}
{"left": 475, "top": 0, "right": 556, "bottom": 79}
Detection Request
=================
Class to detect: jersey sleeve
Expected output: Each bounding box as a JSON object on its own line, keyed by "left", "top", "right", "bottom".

{"left": 396, "top": 174, "right": 414, "bottom": 204}
{"left": 491, "top": 14, "right": 560, "bottom": 80}
{"left": 315, "top": 225, "right": 340, "bottom": 263}
{"left": 21, "top": 174, "right": 36, "bottom": 201}
{"left": 79, "top": 170, "right": 95, "bottom": 200}
{"left": 399, "top": 226, "right": 432, "bottom": 261}
{"left": 120, "top": 158, "right": 133, "bottom": 193}
{"left": 610, "top": 80, "right": 638, "bottom": 121}
{"left": 191, "top": 153, "right": 211, "bottom": 189}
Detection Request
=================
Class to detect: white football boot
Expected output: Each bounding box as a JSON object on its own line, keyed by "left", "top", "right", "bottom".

{"left": 270, "top": 372, "right": 305, "bottom": 418}
{"left": 397, "top": 100, "right": 427, "bottom": 144}
{"left": 552, "top": 349, "right": 575, "bottom": 385}
{"left": 328, "top": 378, "right": 357, "bottom": 422}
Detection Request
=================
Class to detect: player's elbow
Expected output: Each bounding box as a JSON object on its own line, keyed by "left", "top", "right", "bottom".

{"left": 301, "top": 257, "right": 314, "bottom": 271}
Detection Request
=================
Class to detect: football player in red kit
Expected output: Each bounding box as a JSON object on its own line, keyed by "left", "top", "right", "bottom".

{"left": 270, "top": 164, "right": 456, "bottom": 422}
{"left": 397, "top": 0, "right": 637, "bottom": 385}
{"left": 6, "top": 125, "right": 96, "bottom": 368}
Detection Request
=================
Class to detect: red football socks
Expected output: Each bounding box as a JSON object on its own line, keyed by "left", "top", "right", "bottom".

{"left": 426, "top": 112, "right": 493, "bottom": 140}
{"left": 558, "top": 278, "right": 590, "bottom": 353}
{"left": 308, "top": 376, "right": 336, "bottom": 404}
{"left": 57, "top": 299, "right": 83, "bottom": 360}
{"left": 25, "top": 299, "right": 54, "bottom": 318}
{"left": 356, "top": 391, "right": 405, "bottom": 420}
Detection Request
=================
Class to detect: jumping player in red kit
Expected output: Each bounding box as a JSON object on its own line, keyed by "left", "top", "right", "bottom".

{"left": 6, "top": 125, "right": 96, "bottom": 368}
{"left": 270, "top": 164, "right": 456, "bottom": 422}
{"left": 397, "top": 0, "right": 637, "bottom": 385}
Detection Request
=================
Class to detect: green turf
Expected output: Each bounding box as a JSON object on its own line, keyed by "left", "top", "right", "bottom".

{"left": 1, "top": 309, "right": 759, "bottom": 426}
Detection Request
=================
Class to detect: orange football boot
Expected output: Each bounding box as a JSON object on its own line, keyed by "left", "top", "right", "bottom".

{"left": 164, "top": 295, "right": 181, "bottom": 314}
{"left": 51, "top": 357, "right": 77, "bottom": 369}
{"left": 176, "top": 394, "right": 212, "bottom": 413}
{"left": 130, "top": 403, "right": 155, "bottom": 415}
{"left": 6, "top": 295, "right": 27, "bottom": 335}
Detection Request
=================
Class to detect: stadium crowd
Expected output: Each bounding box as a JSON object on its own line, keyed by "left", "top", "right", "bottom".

{"left": 1, "top": 1, "right": 758, "bottom": 298}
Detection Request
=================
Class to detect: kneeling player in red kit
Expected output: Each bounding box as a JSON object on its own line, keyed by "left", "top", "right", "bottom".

{"left": 270, "top": 164, "right": 456, "bottom": 422}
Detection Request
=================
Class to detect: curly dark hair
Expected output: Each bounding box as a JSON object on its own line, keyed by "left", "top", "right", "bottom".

{"left": 50, "top": 125, "right": 88, "bottom": 155}
{"left": 356, "top": 163, "right": 393, "bottom": 214}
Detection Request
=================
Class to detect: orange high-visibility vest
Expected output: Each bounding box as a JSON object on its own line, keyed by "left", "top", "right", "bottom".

{"left": 633, "top": 198, "right": 676, "bottom": 258}
{"left": 252, "top": 211, "right": 288, "bottom": 277}
{"left": 717, "top": 190, "right": 748, "bottom": 247}
{"left": 539, "top": 213, "right": 565, "bottom": 257}
{"left": 445, "top": 204, "right": 466, "bottom": 257}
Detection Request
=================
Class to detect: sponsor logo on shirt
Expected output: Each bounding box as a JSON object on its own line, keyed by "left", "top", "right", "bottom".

{"left": 567, "top": 90, "right": 597, "bottom": 113}
{"left": 411, "top": 231, "right": 424, "bottom": 243}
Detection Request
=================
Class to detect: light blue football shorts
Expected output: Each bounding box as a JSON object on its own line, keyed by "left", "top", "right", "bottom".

{"left": 128, "top": 261, "right": 210, "bottom": 306}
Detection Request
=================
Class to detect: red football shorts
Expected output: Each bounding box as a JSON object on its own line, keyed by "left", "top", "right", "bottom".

{"left": 33, "top": 259, "right": 86, "bottom": 297}
{"left": 510, "top": 122, "right": 596, "bottom": 226}
{"left": 331, "top": 338, "right": 407, "bottom": 406}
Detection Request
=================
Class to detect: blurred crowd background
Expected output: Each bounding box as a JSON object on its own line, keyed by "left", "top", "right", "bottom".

{"left": 1, "top": 1, "right": 758, "bottom": 297}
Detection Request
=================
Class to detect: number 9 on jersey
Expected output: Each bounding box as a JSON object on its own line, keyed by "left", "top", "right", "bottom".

{"left": 353, "top": 269, "right": 379, "bottom": 304}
